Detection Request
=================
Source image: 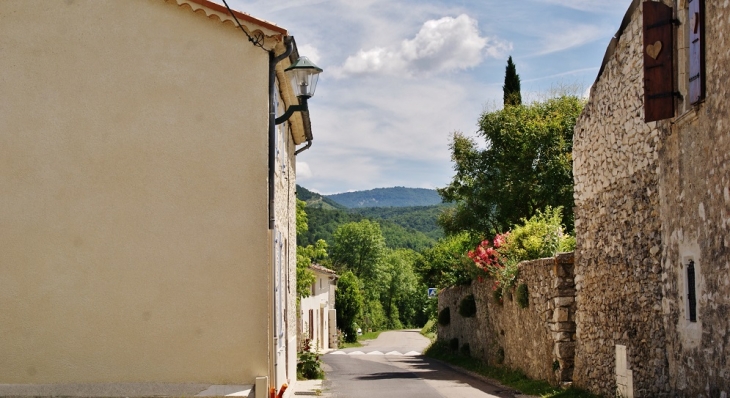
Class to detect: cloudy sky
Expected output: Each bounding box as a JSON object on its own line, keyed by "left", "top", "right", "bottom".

{"left": 232, "top": 0, "right": 633, "bottom": 195}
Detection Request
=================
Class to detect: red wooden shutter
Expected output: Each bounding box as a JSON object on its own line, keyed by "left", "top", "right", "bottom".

{"left": 643, "top": 1, "right": 675, "bottom": 122}
{"left": 688, "top": 0, "right": 705, "bottom": 104}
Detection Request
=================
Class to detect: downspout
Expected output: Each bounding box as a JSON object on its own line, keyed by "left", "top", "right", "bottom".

{"left": 269, "top": 37, "right": 294, "bottom": 230}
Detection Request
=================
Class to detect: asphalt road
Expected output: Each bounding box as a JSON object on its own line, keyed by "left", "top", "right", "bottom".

{"left": 322, "top": 330, "right": 516, "bottom": 398}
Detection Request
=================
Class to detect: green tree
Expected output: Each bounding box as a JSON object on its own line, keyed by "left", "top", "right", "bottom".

{"left": 415, "top": 232, "right": 477, "bottom": 289}
{"left": 296, "top": 239, "right": 328, "bottom": 300}
{"left": 336, "top": 271, "right": 364, "bottom": 342}
{"left": 331, "top": 220, "right": 386, "bottom": 282}
{"left": 296, "top": 199, "right": 326, "bottom": 301}
{"left": 503, "top": 56, "right": 522, "bottom": 106}
{"left": 438, "top": 95, "right": 583, "bottom": 236}
{"left": 380, "top": 249, "right": 418, "bottom": 329}
{"left": 296, "top": 199, "right": 308, "bottom": 238}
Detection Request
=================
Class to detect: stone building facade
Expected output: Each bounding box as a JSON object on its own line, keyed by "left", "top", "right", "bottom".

{"left": 573, "top": 0, "right": 730, "bottom": 396}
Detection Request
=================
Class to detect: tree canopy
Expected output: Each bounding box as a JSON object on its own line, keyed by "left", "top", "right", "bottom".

{"left": 503, "top": 56, "right": 522, "bottom": 106}
{"left": 331, "top": 219, "right": 386, "bottom": 281}
{"left": 438, "top": 95, "right": 583, "bottom": 236}
{"left": 335, "top": 271, "right": 363, "bottom": 342}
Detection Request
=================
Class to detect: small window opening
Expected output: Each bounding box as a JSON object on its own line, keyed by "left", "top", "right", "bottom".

{"left": 686, "top": 260, "right": 697, "bottom": 322}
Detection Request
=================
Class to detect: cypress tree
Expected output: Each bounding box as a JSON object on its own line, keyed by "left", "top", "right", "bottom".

{"left": 503, "top": 56, "right": 522, "bottom": 106}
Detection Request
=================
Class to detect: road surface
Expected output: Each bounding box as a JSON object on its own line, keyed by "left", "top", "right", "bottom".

{"left": 322, "top": 330, "right": 515, "bottom": 398}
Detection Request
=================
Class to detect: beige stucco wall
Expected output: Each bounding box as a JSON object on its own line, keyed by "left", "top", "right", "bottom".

{"left": 0, "top": 0, "right": 279, "bottom": 384}
{"left": 300, "top": 271, "right": 335, "bottom": 352}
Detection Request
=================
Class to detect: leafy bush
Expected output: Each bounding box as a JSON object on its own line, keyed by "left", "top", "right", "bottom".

{"left": 336, "top": 271, "right": 363, "bottom": 343}
{"left": 438, "top": 307, "right": 451, "bottom": 326}
{"left": 516, "top": 283, "right": 529, "bottom": 308}
{"left": 460, "top": 343, "right": 471, "bottom": 357}
{"left": 297, "top": 339, "right": 324, "bottom": 380}
{"left": 499, "top": 207, "right": 573, "bottom": 263}
{"left": 465, "top": 207, "right": 575, "bottom": 295}
{"left": 458, "top": 294, "right": 477, "bottom": 317}
{"left": 449, "top": 337, "right": 459, "bottom": 351}
{"left": 493, "top": 288, "right": 503, "bottom": 304}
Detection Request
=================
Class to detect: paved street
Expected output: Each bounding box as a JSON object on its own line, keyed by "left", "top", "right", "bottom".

{"left": 321, "top": 330, "right": 515, "bottom": 398}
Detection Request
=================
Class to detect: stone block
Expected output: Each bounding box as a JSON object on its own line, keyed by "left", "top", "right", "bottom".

{"left": 554, "top": 296, "right": 575, "bottom": 307}
{"left": 553, "top": 307, "right": 570, "bottom": 322}
{"left": 554, "top": 342, "right": 575, "bottom": 359}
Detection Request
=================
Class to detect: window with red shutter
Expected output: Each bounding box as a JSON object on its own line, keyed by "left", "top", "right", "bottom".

{"left": 643, "top": 1, "right": 675, "bottom": 122}
{"left": 688, "top": 0, "right": 705, "bottom": 104}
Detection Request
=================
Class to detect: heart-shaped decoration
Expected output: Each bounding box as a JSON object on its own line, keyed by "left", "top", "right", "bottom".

{"left": 646, "top": 41, "right": 662, "bottom": 59}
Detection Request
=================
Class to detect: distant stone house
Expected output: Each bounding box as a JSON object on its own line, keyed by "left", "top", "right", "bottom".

{"left": 0, "top": 1, "right": 315, "bottom": 397}
{"left": 300, "top": 264, "right": 338, "bottom": 351}
{"left": 573, "top": 0, "right": 729, "bottom": 396}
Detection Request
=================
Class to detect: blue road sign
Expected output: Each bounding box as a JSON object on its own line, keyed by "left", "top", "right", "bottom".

{"left": 427, "top": 288, "right": 437, "bottom": 298}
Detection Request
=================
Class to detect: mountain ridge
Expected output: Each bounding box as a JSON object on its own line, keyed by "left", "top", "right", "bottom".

{"left": 326, "top": 186, "right": 442, "bottom": 208}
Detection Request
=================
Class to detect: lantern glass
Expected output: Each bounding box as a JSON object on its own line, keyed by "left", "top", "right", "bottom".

{"left": 284, "top": 56, "right": 323, "bottom": 98}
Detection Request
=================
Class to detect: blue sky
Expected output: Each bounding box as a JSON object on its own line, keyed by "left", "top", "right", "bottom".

{"left": 233, "top": 0, "right": 633, "bottom": 194}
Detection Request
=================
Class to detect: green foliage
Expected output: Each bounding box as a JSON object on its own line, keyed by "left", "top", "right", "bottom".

{"left": 332, "top": 220, "right": 386, "bottom": 281}
{"left": 296, "top": 239, "right": 328, "bottom": 300}
{"left": 380, "top": 249, "right": 419, "bottom": 329}
{"left": 298, "top": 206, "right": 436, "bottom": 252}
{"left": 335, "top": 271, "right": 363, "bottom": 343}
{"left": 460, "top": 343, "right": 471, "bottom": 357}
{"left": 516, "top": 283, "right": 529, "bottom": 308}
{"left": 493, "top": 288, "right": 503, "bottom": 304}
{"left": 503, "top": 56, "right": 522, "bottom": 106}
{"left": 425, "top": 341, "right": 601, "bottom": 398}
{"left": 353, "top": 205, "right": 447, "bottom": 241}
{"left": 296, "top": 185, "right": 346, "bottom": 210}
{"left": 415, "top": 232, "right": 479, "bottom": 289}
{"left": 499, "top": 207, "right": 574, "bottom": 263}
{"left": 296, "top": 199, "right": 309, "bottom": 238}
{"left": 438, "top": 95, "right": 584, "bottom": 236}
{"left": 327, "top": 187, "right": 442, "bottom": 208}
{"left": 420, "top": 319, "right": 437, "bottom": 341}
{"left": 458, "top": 294, "right": 477, "bottom": 318}
{"left": 438, "top": 307, "right": 451, "bottom": 326}
{"left": 297, "top": 339, "right": 324, "bottom": 380}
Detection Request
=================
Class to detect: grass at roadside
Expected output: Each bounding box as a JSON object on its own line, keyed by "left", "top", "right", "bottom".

{"left": 424, "top": 341, "right": 600, "bottom": 398}
{"left": 420, "top": 319, "right": 437, "bottom": 342}
{"left": 338, "top": 330, "right": 385, "bottom": 349}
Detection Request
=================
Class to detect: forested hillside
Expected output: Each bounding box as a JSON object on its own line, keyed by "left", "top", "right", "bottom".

{"left": 327, "top": 187, "right": 442, "bottom": 208}
{"left": 298, "top": 207, "right": 436, "bottom": 252}
{"left": 296, "top": 185, "right": 445, "bottom": 251}
{"left": 351, "top": 206, "right": 444, "bottom": 241}
{"left": 296, "top": 185, "right": 345, "bottom": 210}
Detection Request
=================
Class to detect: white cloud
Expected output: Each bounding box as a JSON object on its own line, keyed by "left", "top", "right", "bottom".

{"left": 535, "top": 0, "right": 630, "bottom": 13}
{"left": 334, "top": 14, "right": 511, "bottom": 78}
{"left": 296, "top": 43, "right": 321, "bottom": 65}
{"left": 532, "top": 24, "right": 608, "bottom": 55}
{"left": 296, "top": 161, "right": 313, "bottom": 179}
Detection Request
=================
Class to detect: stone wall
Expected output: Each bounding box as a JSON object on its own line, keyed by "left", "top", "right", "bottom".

{"left": 573, "top": 0, "right": 730, "bottom": 396}
{"left": 572, "top": 2, "right": 670, "bottom": 396}
{"left": 657, "top": 1, "right": 730, "bottom": 396}
{"left": 438, "top": 253, "right": 576, "bottom": 384}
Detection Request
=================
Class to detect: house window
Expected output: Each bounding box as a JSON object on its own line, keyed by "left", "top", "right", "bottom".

{"left": 687, "top": 0, "right": 705, "bottom": 104}
{"left": 685, "top": 259, "right": 697, "bottom": 322}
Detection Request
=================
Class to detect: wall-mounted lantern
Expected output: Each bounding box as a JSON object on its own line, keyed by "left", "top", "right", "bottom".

{"left": 275, "top": 56, "right": 323, "bottom": 125}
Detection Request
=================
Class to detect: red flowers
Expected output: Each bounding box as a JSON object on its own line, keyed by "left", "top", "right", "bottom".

{"left": 467, "top": 233, "right": 510, "bottom": 290}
